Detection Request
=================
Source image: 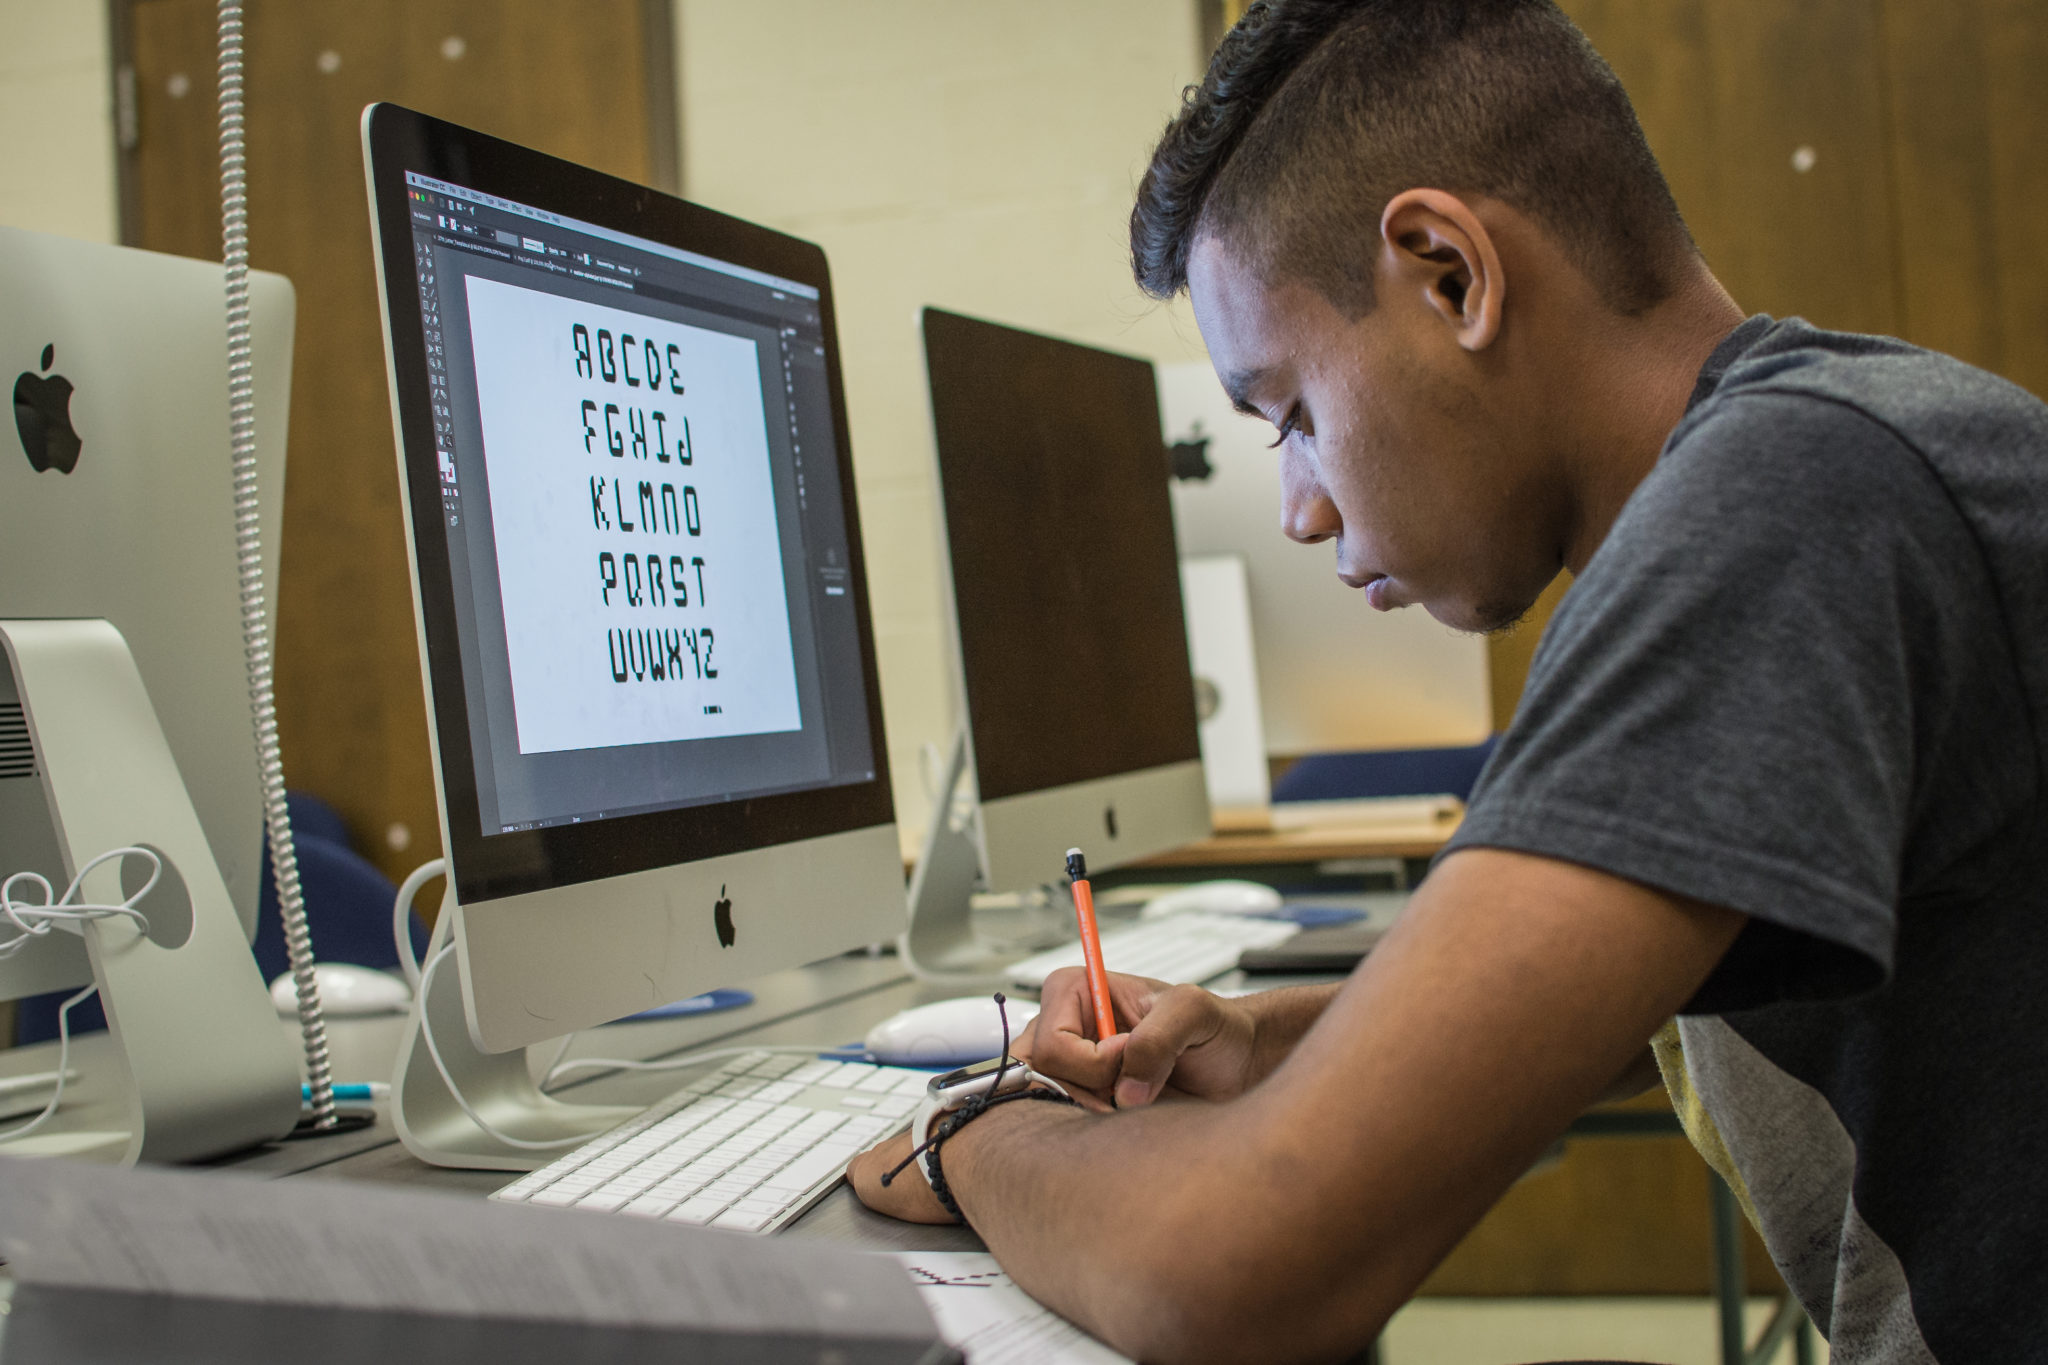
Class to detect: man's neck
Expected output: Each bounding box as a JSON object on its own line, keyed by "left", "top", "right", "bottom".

{"left": 1552, "top": 266, "right": 1745, "bottom": 576}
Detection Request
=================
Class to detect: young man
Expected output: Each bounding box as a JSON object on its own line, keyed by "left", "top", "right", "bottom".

{"left": 849, "top": 3, "right": 2048, "bottom": 1360}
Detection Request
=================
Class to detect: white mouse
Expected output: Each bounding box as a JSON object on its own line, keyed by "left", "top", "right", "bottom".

{"left": 270, "top": 963, "right": 413, "bottom": 1017}
{"left": 1139, "top": 879, "right": 1284, "bottom": 920}
{"left": 864, "top": 996, "right": 1041, "bottom": 1068}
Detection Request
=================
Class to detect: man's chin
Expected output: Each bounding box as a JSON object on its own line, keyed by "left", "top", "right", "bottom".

{"left": 1421, "top": 595, "right": 1534, "bottom": 636}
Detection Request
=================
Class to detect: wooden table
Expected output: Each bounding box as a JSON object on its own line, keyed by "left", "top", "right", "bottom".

{"left": 1130, "top": 811, "right": 1459, "bottom": 870}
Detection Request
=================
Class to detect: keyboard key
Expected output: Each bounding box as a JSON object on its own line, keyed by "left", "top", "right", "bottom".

{"left": 667, "top": 1196, "right": 729, "bottom": 1224}
{"left": 712, "top": 1204, "right": 780, "bottom": 1233}
{"left": 488, "top": 1064, "right": 934, "bottom": 1232}
{"left": 758, "top": 1144, "right": 860, "bottom": 1197}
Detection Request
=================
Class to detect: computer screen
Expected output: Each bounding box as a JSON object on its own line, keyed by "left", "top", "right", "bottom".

{"left": 367, "top": 106, "right": 902, "bottom": 1054}
{"left": 401, "top": 170, "right": 877, "bottom": 843}
{"left": 920, "top": 308, "right": 1207, "bottom": 892}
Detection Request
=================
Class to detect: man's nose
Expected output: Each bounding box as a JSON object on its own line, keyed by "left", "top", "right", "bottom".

{"left": 1279, "top": 449, "right": 1340, "bottom": 545}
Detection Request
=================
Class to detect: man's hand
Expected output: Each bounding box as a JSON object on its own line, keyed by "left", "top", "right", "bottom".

{"left": 1021, "top": 968, "right": 1264, "bottom": 1109}
{"left": 845, "top": 1132, "right": 955, "bottom": 1224}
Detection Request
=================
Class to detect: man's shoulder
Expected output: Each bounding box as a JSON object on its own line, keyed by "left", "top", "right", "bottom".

{"left": 1671, "top": 318, "right": 2048, "bottom": 481}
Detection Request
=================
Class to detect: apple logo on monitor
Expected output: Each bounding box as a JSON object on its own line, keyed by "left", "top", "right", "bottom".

{"left": 14, "top": 344, "right": 81, "bottom": 475}
{"left": 713, "top": 884, "right": 736, "bottom": 948}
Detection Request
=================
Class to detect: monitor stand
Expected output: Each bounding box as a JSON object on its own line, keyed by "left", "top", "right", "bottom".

{"left": 391, "top": 890, "right": 637, "bottom": 1171}
{"left": 900, "top": 731, "right": 1031, "bottom": 980}
{"left": 0, "top": 620, "right": 301, "bottom": 1164}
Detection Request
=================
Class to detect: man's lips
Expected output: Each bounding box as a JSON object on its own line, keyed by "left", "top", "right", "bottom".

{"left": 1340, "top": 570, "right": 1395, "bottom": 610}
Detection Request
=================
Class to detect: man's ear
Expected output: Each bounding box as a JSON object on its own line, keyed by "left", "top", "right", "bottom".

{"left": 1379, "top": 189, "right": 1504, "bottom": 352}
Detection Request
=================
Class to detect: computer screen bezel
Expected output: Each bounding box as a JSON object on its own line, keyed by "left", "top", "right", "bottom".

{"left": 365, "top": 103, "right": 893, "bottom": 906}
{"left": 918, "top": 307, "right": 1210, "bottom": 893}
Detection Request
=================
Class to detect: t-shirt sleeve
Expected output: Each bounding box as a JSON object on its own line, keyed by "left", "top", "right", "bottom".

{"left": 1447, "top": 391, "right": 1984, "bottom": 1012}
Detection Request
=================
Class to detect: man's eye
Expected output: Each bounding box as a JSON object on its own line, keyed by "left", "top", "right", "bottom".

{"left": 1266, "top": 404, "right": 1302, "bottom": 449}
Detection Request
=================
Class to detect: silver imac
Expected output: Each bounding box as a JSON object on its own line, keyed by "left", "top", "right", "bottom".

{"left": 0, "top": 225, "right": 291, "bottom": 999}
{"left": 0, "top": 225, "right": 302, "bottom": 1162}
{"left": 904, "top": 309, "right": 1210, "bottom": 975}
{"left": 1157, "top": 361, "right": 1493, "bottom": 755}
{"left": 364, "top": 104, "right": 903, "bottom": 1145}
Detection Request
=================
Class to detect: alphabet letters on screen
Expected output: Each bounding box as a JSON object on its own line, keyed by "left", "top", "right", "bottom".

{"left": 465, "top": 276, "right": 801, "bottom": 754}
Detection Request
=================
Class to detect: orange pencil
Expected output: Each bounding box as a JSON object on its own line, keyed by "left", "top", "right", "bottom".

{"left": 1065, "top": 848, "right": 1117, "bottom": 1042}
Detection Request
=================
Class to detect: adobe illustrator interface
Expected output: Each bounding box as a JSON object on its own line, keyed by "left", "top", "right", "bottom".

{"left": 403, "top": 173, "right": 875, "bottom": 834}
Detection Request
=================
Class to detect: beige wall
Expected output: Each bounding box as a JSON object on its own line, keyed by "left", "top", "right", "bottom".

{"left": 0, "top": 1, "right": 117, "bottom": 242}
{"left": 676, "top": 1, "right": 1211, "bottom": 840}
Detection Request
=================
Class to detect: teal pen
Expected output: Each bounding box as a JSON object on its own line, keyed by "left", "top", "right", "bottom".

{"left": 301, "top": 1082, "right": 388, "bottom": 1104}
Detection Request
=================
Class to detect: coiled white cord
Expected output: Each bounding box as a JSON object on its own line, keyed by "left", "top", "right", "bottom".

{"left": 0, "top": 847, "right": 160, "bottom": 1141}
{"left": 217, "top": 0, "right": 336, "bottom": 1127}
{"left": 1, "top": 846, "right": 161, "bottom": 960}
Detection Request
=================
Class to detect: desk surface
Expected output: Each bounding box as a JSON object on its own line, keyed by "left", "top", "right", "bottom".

{"left": 901, "top": 813, "right": 1458, "bottom": 875}
{"left": 1134, "top": 816, "right": 1457, "bottom": 868}
{"left": 0, "top": 884, "right": 1375, "bottom": 1257}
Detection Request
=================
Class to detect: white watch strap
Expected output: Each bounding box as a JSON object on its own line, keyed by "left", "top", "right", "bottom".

{"left": 911, "top": 1066, "right": 1067, "bottom": 1187}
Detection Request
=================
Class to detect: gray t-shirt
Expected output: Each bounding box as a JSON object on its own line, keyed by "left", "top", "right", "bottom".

{"left": 1447, "top": 316, "right": 2048, "bottom": 1362}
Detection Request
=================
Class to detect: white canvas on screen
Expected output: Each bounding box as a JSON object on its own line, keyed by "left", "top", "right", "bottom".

{"left": 465, "top": 275, "right": 802, "bottom": 754}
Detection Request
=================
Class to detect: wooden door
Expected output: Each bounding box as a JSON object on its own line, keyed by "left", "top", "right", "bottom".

{"left": 116, "top": 1, "right": 676, "bottom": 884}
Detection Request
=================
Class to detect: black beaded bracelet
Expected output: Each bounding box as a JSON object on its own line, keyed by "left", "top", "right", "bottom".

{"left": 922, "top": 1086, "right": 1077, "bottom": 1226}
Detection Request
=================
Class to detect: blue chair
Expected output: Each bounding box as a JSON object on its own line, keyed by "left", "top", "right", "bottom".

{"left": 13, "top": 791, "right": 428, "bottom": 1045}
{"left": 1271, "top": 735, "right": 1501, "bottom": 805}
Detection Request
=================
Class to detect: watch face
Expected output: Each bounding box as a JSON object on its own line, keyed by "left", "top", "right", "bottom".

{"left": 930, "top": 1055, "right": 1023, "bottom": 1098}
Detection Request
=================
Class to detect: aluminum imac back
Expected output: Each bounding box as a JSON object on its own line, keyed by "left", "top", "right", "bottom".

{"left": 0, "top": 226, "right": 291, "bottom": 1001}
{"left": 365, "top": 105, "right": 902, "bottom": 1053}
{"left": 921, "top": 309, "right": 1209, "bottom": 893}
{"left": 1158, "top": 361, "right": 1492, "bottom": 754}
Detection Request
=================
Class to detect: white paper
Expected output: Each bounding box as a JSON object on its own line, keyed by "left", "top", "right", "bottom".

{"left": 895, "top": 1251, "right": 1132, "bottom": 1364}
{"left": 464, "top": 275, "right": 802, "bottom": 755}
{"left": 0, "top": 1156, "right": 935, "bottom": 1344}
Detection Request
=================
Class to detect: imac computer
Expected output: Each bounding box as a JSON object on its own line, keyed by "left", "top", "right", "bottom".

{"left": 1157, "top": 361, "right": 1493, "bottom": 756}
{"left": 903, "top": 309, "right": 1210, "bottom": 976}
{"left": 0, "top": 225, "right": 302, "bottom": 1161}
{"left": 363, "top": 106, "right": 904, "bottom": 1165}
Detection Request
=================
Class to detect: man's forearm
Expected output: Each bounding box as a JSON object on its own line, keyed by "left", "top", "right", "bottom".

{"left": 1244, "top": 981, "right": 1342, "bottom": 1081}
{"left": 937, "top": 1089, "right": 1298, "bottom": 1360}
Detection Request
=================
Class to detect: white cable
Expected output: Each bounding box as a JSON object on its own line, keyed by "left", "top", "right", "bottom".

{"left": 412, "top": 942, "right": 848, "bottom": 1152}
{"left": 415, "top": 945, "right": 585, "bottom": 1151}
{"left": 540, "top": 1044, "right": 842, "bottom": 1093}
{"left": 391, "top": 858, "right": 445, "bottom": 992}
{"left": 0, "top": 847, "right": 160, "bottom": 1144}
{"left": 0, "top": 982, "right": 102, "bottom": 1144}
{"left": 0, "top": 847, "right": 161, "bottom": 960}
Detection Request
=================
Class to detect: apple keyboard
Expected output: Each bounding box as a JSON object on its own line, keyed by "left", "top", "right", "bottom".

{"left": 1006, "top": 913, "right": 1300, "bottom": 990}
{"left": 492, "top": 1051, "right": 926, "bottom": 1234}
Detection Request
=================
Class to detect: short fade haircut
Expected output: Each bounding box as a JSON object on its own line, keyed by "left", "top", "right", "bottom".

{"left": 1132, "top": 0, "right": 1695, "bottom": 316}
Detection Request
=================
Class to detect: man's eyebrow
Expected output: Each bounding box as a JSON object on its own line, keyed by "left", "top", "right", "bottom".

{"left": 1219, "top": 366, "right": 1275, "bottom": 417}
